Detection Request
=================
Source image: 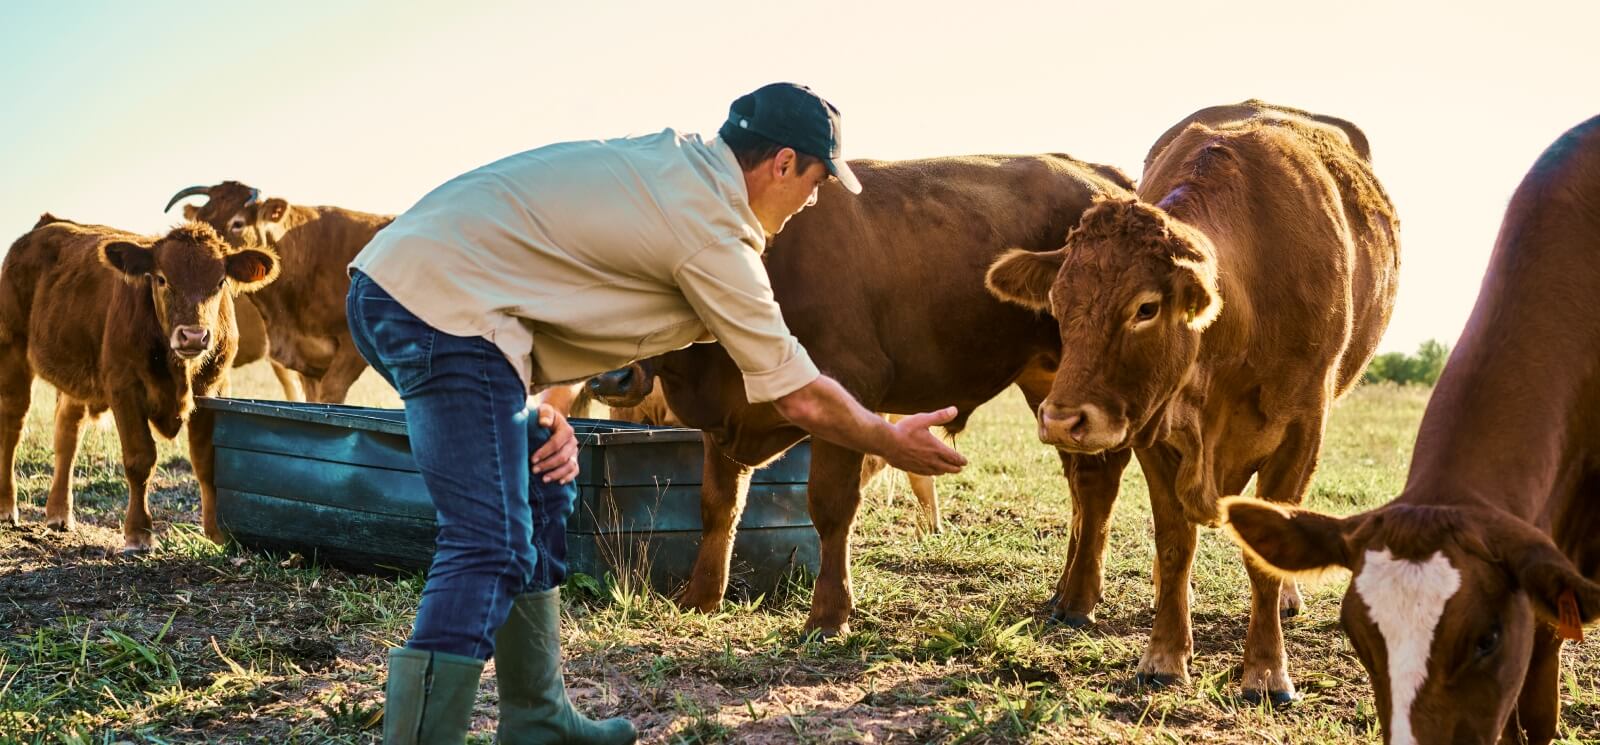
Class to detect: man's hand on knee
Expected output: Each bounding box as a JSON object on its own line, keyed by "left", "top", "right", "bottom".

{"left": 530, "top": 403, "right": 580, "bottom": 484}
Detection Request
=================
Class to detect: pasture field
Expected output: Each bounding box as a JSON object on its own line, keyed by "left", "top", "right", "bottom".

{"left": 1, "top": 366, "right": 1595, "bottom": 743}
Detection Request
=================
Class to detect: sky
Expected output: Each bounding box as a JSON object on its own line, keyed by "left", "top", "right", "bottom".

{"left": 1, "top": 0, "right": 1595, "bottom": 354}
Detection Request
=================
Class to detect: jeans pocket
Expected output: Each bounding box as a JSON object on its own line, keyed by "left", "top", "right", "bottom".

{"left": 361, "top": 296, "right": 435, "bottom": 393}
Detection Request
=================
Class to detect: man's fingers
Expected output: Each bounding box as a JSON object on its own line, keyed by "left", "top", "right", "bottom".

{"left": 542, "top": 458, "right": 580, "bottom": 484}
{"left": 902, "top": 406, "right": 958, "bottom": 430}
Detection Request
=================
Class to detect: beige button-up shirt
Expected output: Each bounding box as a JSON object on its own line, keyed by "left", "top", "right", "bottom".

{"left": 351, "top": 129, "right": 820, "bottom": 403}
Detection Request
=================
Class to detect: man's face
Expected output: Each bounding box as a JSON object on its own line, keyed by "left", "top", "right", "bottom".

{"left": 754, "top": 150, "right": 831, "bottom": 237}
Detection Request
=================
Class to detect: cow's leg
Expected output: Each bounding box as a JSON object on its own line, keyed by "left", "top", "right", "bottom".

{"left": 270, "top": 361, "right": 307, "bottom": 402}
{"left": 299, "top": 376, "right": 323, "bottom": 403}
{"left": 110, "top": 402, "right": 160, "bottom": 552}
{"left": 678, "top": 437, "right": 753, "bottom": 611}
{"left": 1048, "top": 449, "right": 1132, "bottom": 627}
{"left": 1240, "top": 417, "right": 1325, "bottom": 704}
{"left": 186, "top": 405, "right": 224, "bottom": 544}
{"left": 43, "top": 395, "right": 89, "bottom": 531}
{"left": 0, "top": 346, "right": 33, "bottom": 526}
{"left": 310, "top": 343, "right": 370, "bottom": 404}
{"left": 1137, "top": 446, "right": 1196, "bottom": 686}
{"left": 907, "top": 471, "right": 941, "bottom": 536}
{"left": 802, "top": 439, "right": 866, "bottom": 636}
{"left": 1505, "top": 625, "right": 1563, "bottom": 745}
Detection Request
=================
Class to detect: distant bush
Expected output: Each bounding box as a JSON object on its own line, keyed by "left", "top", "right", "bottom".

{"left": 1363, "top": 339, "right": 1450, "bottom": 386}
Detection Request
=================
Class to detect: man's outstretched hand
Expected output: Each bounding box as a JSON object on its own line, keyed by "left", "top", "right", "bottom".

{"left": 885, "top": 406, "right": 967, "bottom": 476}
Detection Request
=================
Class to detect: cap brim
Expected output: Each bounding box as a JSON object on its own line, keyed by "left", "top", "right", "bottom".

{"left": 827, "top": 158, "right": 862, "bottom": 194}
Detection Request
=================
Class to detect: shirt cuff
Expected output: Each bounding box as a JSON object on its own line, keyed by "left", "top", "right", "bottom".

{"left": 741, "top": 348, "right": 821, "bottom": 403}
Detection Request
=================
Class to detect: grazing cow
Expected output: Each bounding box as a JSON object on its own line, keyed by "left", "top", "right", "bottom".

{"left": 0, "top": 215, "right": 279, "bottom": 549}
{"left": 985, "top": 102, "right": 1399, "bottom": 702}
{"left": 1224, "top": 115, "right": 1600, "bottom": 744}
{"left": 600, "top": 379, "right": 943, "bottom": 535}
{"left": 598, "top": 153, "right": 1135, "bottom": 635}
{"left": 165, "top": 182, "right": 392, "bottom": 403}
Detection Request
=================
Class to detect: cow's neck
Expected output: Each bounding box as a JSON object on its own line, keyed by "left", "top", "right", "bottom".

{"left": 1401, "top": 216, "right": 1599, "bottom": 526}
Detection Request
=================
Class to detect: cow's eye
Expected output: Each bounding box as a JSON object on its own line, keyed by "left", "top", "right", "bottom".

{"left": 153, "top": 274, "right": 167, "bottom": 287}
{"left": 1473, "top": 625, "right": 1501, "bottom": 660}
{"left": 228, "top": 218, "right": 245, "bottom": 233}
{"left": 217, "top": 277, "right": 227, "bottom": 290}
{"left": 1135, "top": 302, "right": 1160, "bottom": 322}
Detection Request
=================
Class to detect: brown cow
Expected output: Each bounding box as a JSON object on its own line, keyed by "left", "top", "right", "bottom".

{"left": 603, "top": 380, "right": 943, "bottom": 535}
{"left": 233, "top": 294, "right": 307, "bottom": 400}
{"left": 1224, "top": 115, "right": 1600, "bottom": 744}
{"left": 0, "top": 215, "right": 279, "bottom": 549}
{"left": 604, "top": 153, "right": 1135, "bottom": 635}
{"left": 166, "top": 182, "right": 392, "bottom": 403}
{"left": 985, "top": 102, "right": 1399, "bottom": 702}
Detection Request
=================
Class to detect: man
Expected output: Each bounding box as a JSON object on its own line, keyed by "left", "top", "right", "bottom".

{"left": 348, "top": 82, "right": 966, "bottom": 744}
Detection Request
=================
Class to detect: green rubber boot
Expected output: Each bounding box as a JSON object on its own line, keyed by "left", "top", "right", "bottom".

{"left": 382, "top": 647, "right": 485, "bottom": 744}
{"left": 495, "top": 589, "right": 637, "bottom": 744}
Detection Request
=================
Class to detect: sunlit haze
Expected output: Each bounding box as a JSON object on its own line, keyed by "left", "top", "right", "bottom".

{"left": 3, "top": 1, "right": 1595, "bottom": 353}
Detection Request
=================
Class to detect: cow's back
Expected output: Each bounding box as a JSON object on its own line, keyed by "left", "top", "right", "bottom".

{"left": 254, "top": 206, "right": 391, "bottom": 339}
{"left": 1405, "top": 115, "right": 1600, "bottom": 520}
{"left": 1, "top": 221, "right": 135, "bottom": 402}
{"left": 769, "top": 154, "right": 1135, "bottom": 414}
{"left": 1142, "top": 116, "right": 1399, "bottom": 399}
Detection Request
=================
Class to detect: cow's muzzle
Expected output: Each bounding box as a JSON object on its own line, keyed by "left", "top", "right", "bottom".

{"left": 587, "top": 363, "right": 653, "bottom": 407}
{"left": 1037, "top": 401, "right": 1128, "bottom": 453}
{"left": 169, "top": 325, "right": 212, "bottom": 358}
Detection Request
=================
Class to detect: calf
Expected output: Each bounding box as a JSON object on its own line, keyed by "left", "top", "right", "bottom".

{"left": 0, "top": 216, "right": 278, "bottom": 549}
{"left": 986, "top": 102, "right": 1399, "bottom": 702}
{"left": 166, "top": 182, "right": 392, "bottom": 403}
{"left": 1225, "top": 115, "right": 1600, "bottom": 744}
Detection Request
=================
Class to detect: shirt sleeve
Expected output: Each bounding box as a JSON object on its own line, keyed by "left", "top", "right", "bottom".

{"left": 674, "top": 237, "right": 820, "bottom": 403}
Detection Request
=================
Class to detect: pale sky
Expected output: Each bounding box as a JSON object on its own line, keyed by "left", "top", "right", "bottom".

{"left": 2, "top": 1, "right": 1595, "bottom": 353}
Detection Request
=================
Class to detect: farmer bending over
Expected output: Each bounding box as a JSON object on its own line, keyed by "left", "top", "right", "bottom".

{"left": 347, "top": 82, "right": 966, "bottom": 745}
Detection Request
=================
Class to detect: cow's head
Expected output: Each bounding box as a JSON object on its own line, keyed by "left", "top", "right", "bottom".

{"left": 165, "top": 182, "right": 291, "bottom": 249}
{"left": 985, "top": 197, "right": 1220, "bottom": 453}
{"left": 587, "top": 361, "right": 657, "bottom": 408}
{"left": 99, "top": 223, "right": 280, "bottom": 360}
{"left": 1222, "top": 497, "right": 1600, "bottom": 745}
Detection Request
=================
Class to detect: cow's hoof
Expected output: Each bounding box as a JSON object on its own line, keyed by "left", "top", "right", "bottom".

{"left": 1242, "top": 688, "right": 1299, "bottom": 708}
{"left": 1046, "top": 604, "right": 1094, "bottom": 628}
{"left": 120, "top": 541, "right": 157, "bottom": 556}
{"left": 4, "top": 511, "right": 18, "bottom": 527}
{"left": 1135, "top": 672, "right": 1180, "bottom": 689}
{"left": 45, "top": 519, "right": 73, "bottom": 532}
{"left": 797, "top": 625, "right": 846, "bottom": 644}
{"left": 1279, "top": 605, "right": 1300, "bottom": 619}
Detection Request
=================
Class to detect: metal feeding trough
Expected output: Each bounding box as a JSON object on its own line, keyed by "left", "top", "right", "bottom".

{"left": 195, "top": 398, "right": 819, "bottom": 598}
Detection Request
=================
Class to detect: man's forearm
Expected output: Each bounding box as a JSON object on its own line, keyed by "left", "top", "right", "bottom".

{"left": 773, "top": 375, "right": 895, "bottom": 456}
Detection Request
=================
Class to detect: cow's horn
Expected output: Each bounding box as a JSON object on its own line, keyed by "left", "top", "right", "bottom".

{"left": 243, "top": 188, "right": 261, "bottom": 207}
{"left": 164, "top": 185, "right": 212, "bottom": 212}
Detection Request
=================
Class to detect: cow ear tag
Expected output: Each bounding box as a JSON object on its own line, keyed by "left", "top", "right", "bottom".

{"left": 1557, "top": 589, "right": 1584, "bottom": 642}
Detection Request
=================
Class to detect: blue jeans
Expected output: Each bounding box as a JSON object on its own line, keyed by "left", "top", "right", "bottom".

{"left": 347, "top": 270, "right": 576, "bottom": 660}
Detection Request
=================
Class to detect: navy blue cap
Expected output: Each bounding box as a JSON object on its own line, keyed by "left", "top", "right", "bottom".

{"left": 720, "top": 82, "right": 861, "bottom": 194}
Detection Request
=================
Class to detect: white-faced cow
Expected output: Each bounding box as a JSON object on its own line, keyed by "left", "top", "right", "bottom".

{"left": 1225, "top": 114, "right": 1600, "bottom": 744}
{"left": 0, "top": 215, "right": 279, "bottom": 549}
{"left": 986, "top": 102, "right": 1399, "bottom": 702}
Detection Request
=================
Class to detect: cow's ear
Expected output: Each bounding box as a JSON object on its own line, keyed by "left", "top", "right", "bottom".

{"left": 225, "top": 248, "right": 280, "bottom": 292}
{"left": 1172, "top": 256, "right": 1220, "bottom": 329}
{"left": 1222, "top": 497, "right": 1356, "bottom": 578}
{"left": 985, "top": 248, "right": 1064, "bottom": 313}
{"left": 182, "top": 204, "right": 200, "bottom": 221}
{"left": 100, "top": 240, "right": 155, "bottom": 279}
{"left": 1505, "top": 530, "right": 1600, "bottom": 637}
{"left": 253, "top": 198, "right": 290, "bottom": 244}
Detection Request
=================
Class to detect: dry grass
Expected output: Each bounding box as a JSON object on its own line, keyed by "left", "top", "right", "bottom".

{"left": 1, "top": 364, "right": 1596, "bottom": 743}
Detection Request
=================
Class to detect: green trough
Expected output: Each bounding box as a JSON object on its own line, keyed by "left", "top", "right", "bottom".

{"left": 196, "top": 398, "right": 819, "bottom": 597}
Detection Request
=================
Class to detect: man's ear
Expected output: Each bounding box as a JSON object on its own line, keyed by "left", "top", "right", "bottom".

{"left": 984, "top": 248, "right": 1064, "bottom": 313}
{"left": 1221, "top": 497, "right": 1358, "bottom": 578}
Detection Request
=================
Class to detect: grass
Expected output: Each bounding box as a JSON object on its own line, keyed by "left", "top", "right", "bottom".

{"left": 1, "top": 365, "right": 1596, "bottom": 743}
